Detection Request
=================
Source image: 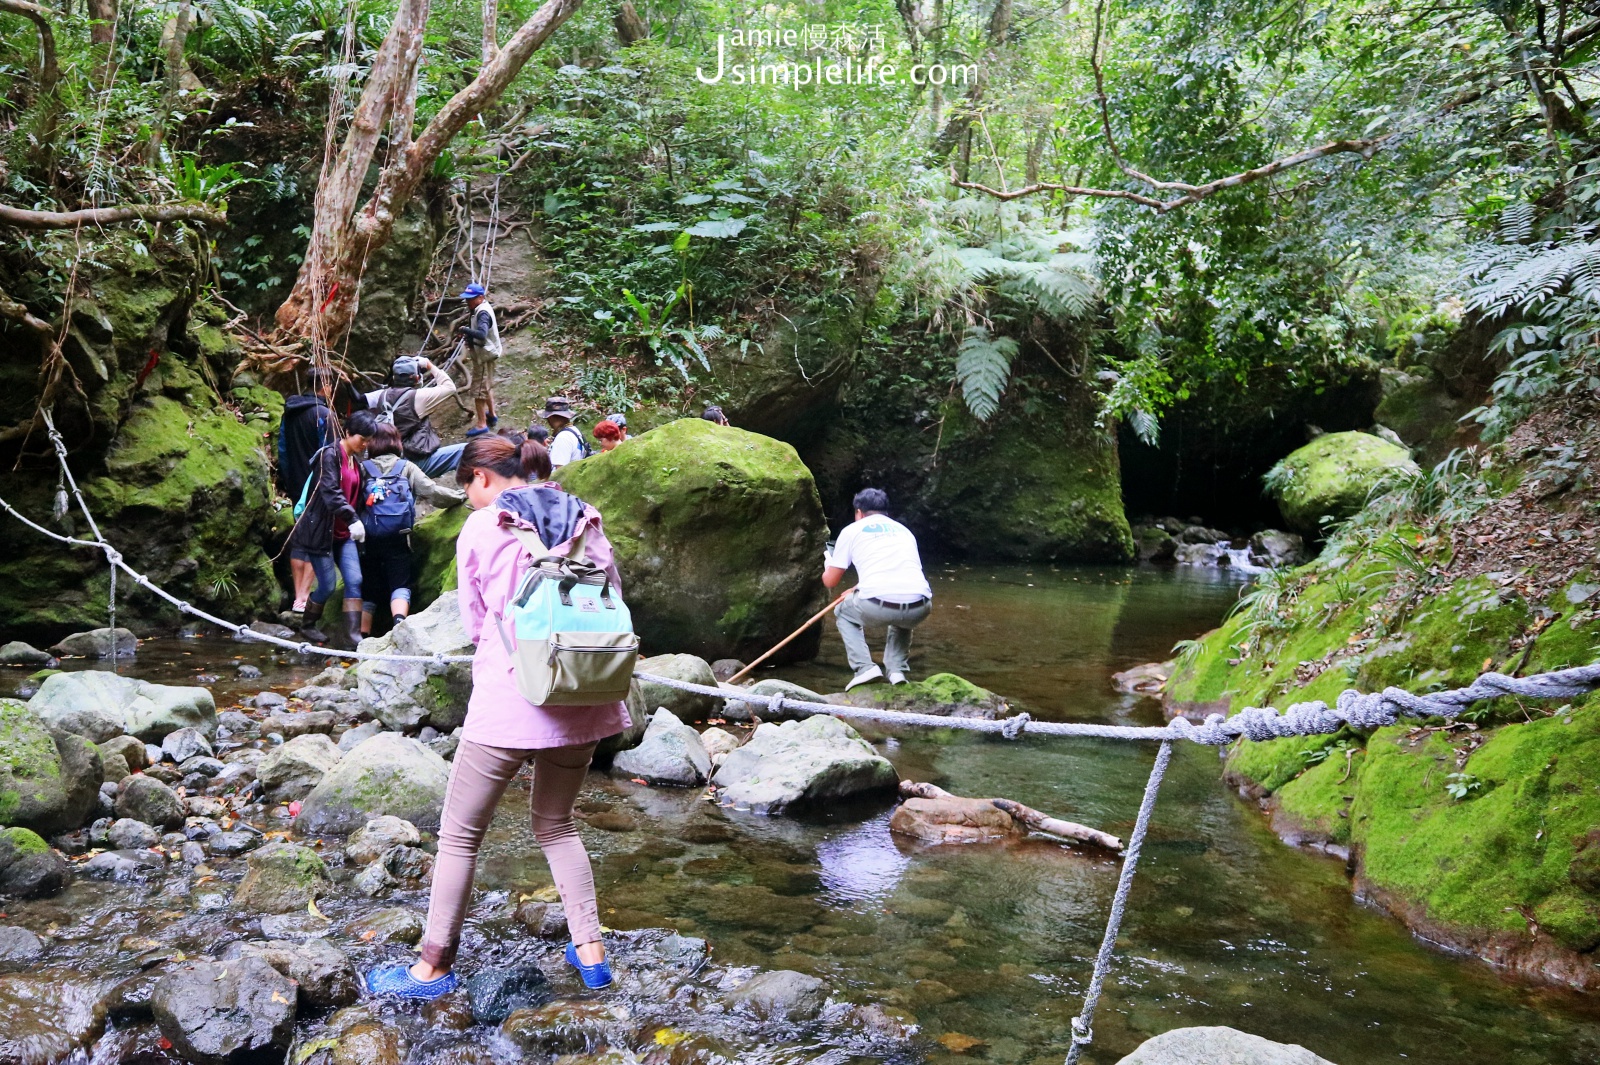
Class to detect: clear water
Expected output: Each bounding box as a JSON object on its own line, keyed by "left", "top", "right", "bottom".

{"left": 11, "top": 564, "right": 1600, "bottom": 1064}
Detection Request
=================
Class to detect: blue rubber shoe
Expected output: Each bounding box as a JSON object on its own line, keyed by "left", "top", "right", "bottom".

{"left": 363, "top": 964, "right": 460, "bottom": 1000}
{"left": 465, "top": 427, "right": 490, "bottom": 438}
{"left": 486, "top": 414, "right": 498, "bottom": 428}
{"left": 565, "top": 942, "right": 613, "bottom": 989}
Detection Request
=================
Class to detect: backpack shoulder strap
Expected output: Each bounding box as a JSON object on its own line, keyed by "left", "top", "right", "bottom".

{"left": 505, "top": 524, "right": 548, "bottom": 557}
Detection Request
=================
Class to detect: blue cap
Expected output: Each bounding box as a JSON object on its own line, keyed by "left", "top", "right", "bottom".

{"left": 458, "top": 283, "right": 486, "bottom": 300}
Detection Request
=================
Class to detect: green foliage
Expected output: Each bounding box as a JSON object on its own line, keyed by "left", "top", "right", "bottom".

{"left": 954, "top": 327, "right": 1018, "bottom": 420}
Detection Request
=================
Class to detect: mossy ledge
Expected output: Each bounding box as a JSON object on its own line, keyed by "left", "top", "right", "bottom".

{"left": 1166, "top": 530, "right": 1600, "bottom": 989}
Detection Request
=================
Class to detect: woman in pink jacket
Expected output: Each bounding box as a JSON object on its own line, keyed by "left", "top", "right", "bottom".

{"left": 365, "top": 435, "right": 630, "bottom": 999}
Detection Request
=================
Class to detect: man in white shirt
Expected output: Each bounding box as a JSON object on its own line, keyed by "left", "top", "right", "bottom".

{"left": 362, "top": 356, "right": 463, "bottom": 475}
{"left": 823, "top": 488, "right": 933, "bottom": 690}
{"left": 539, "top": 396, "right": 589, "bottom": 469}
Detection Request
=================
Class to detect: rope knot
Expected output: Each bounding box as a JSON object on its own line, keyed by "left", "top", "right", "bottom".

{"left": 1001, "top": 712, "right": 1031, "bottom": 740}
{"left": 297, "top": 642, "right": 316, "bottom": 655}
{"left": 767, "top": 692, "right": 786, "bottom": 717}
{"left": 102, "top": 547, "right": 123, "bottom": 566}
{"left": 1069, "top": 1018, "right": 1093, "bottom": 1045}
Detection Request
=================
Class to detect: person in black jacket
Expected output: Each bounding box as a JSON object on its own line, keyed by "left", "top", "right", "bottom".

{"left": 286, "top": 410, "right": 376, "bottom": 645}
{"left": 279, "top": 368, "right": 337, "bottom": 496}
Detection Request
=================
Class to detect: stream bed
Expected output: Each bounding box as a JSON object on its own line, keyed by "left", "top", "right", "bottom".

{"left": 6, "top": 563, "right": 1600, "bottom": 1065}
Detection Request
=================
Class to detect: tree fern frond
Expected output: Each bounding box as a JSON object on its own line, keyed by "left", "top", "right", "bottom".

{"left": 956, "top": 327, "right": 1019, "bottom": 421}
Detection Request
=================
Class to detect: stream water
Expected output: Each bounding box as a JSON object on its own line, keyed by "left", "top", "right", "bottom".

{"left": 7, "top": 564, "right": 1600, "bottom": 1065}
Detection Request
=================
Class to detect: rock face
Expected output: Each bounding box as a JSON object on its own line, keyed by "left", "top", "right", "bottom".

{"left": 258, "top": 734, "right": 343, "bottom": 801}
{"left": 1114, "top": 1026, "right": 1336, "bottom": 1065}
{"left": 829, "top": 673, "right": 1008, "bottom": 720}
{"left": 889, "top": 797, "right": 1021, "bottom": 844}
{"left": 50, "top": 628, "right": 139, "bottom": 659}
{"left": 152, "top": 957, "right": 298, "bottom": 1065}
{"left": 634, "top": 654, "right": 722, "bottom": 723}
{"left": 725, "top": 970, "right": 828, "bottom": 1021}
{"left": 29, "top": 671, "right": 216, "bottom": 742}
{"left": 351, "top": 596, "right": 474, "bottom": 733}
{"left": 234, "top": 841, "right": 330, "bottom": 913}
{"left": 0, "top": 699, "right": 101, "bottom": 835}
{"left": 0, "top": 827, "right": 70, "bottom": 897}
{"left": 711, "top": 716, "right": 898, "bottom": 814}
{"left": 294, "top": 734, "right": 450, "bottom": 835}
{"left": 1264, "top": 431, "right": 1420, "bottom": 535}
{"left": 556, "top": 420, "right": 829, "bottom": 662}
{"left": 612, "top": 709, "right": 711, "bottom": 786}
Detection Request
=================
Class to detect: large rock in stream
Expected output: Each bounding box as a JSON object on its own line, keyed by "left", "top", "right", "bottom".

{"left": 152, "top": 957, "right": 297, "bottom": 1065}
{"left": 294, "top": 733, "right": 450, "bottom": 835}
{"left": 1265, "top": 430, "right": 1419, "bottom": 535}
{"left": 556, "top": 419, "right": 829, "bottom": 662}
{"left": 711, "top": 715, "right": 897, "bottom": 814}
{"left": 28, "top": 671, "right": 215, "bottom": 742}
{"left": 351, "top": 596, "right": 474, "bottom": 733}
{"left": 0, "top": 699, "right": 101, "bottom": 835}
{"left": 1114, "top": 1026, "right": 1337, "bottom": 1065}
{"left": 611, "top": 708, "right": 710, "bottom": 786}
{"left": 0, "top": 968, "right": 114, "bottom": 1065}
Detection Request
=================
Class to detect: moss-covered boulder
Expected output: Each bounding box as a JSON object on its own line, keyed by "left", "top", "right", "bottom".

{"left": 1263, "top": 431, "right": 1420, "bottom": 535}
{"left": 234, "top": 841, "right": 331, "bottom": 913}
{"left": 0, "top": 699, "right": 101, "bottom": 835}
{"left": 557, "top": 419, "right": 829, "bottom": 661}
{"left": 294, "top": 733, "right": 450, "bottom": 835}
{"left": 0, "top": 826, "right": 69, "bottom": 898}
{"left": 351, "top": 595, "right": 473, "bottom": 733}
{"left": 830, "top": 673, "right": 1010, "bottom": 720}
{"left": 707, "top": 299, "right": 869, "bottom": 443}
{"left": 410, "top": 505, "right": 469, "bottom": 612}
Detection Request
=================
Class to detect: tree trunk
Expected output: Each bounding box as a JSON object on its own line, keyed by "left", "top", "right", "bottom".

{"left": 85, "top": 0, "right": 116, "bottom": 85}
{"left": 482, "top": 0, "right": 500, "bottom": 64}
{"left": 928, "top": 0, "right": 1011, "bottom": 163}
{"left": 276, "top": 0, "right": 584, "bottom": 344}
{"left": 147, "top": 0, "right": 193, "bottom": 163}
{"left": 1024, "top": 118, "right": 1049, "bottom": 184}
{"left": 614, "top": 0, "right": 648, "bottom": 45}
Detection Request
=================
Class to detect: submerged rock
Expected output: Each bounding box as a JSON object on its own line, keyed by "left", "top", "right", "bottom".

{"left": 234, "top": 841, "right": 330, "bottom": 913}
{"left": 0, "top": 926, "right": 44, "bottom": 970}
{"left": 343, "top": 907, "right": 423, "bottom": 945}
{"left": 555, "top": 419, "right": 830, "bottom": 662}
{"left": 351, "top": 596, "right": 474, "bottom": 734}
{"left": 465, "top": 962, "right": 552, "bottom": 1024}
{"left": 0, "top": 698, "right": 101, "bottom": 835}
{"left": 1111, "top": 661, "right": 1172, "bottom": 696}
{"left": 634, "top": 654, "right": 722, "bottom": 723}
{"left": 0, "top": 827, "right": 69, "bottom": 897}
{"left": 152, "top": 957, "right": 297, "bottom": 1065}
{"left": 84, "top": 848, "right": 167, "bottom": 881}
{"left": 50, "top": 627, "right": 139, "bottom": 659}
{"left": 1114, "top": 1026, "right": 1336, "bottom": 1065}
{"left": 258, "top": 734, "right": 342, "bottom": 801}
{"left": 0, "top": 968, "right": 113, "bottom": 1065}
{"left": 294, "top": 733, "right": 449, "bottom": 835}
{"left": 725, "top": 970, "right": 828, "bottom": 1021}
{"left": 29, "top": 671, "right": 216, "bottom": 742}
{"left": 711, "top": 716, "right": 897, "bottom": 814}
{"left": 612, "top": 709, "right": 711, "bottom": 786}
{"left": 1265, "top": 431, "right": 1419, "bottom": 535}
{"left": 500, "top": 1000, "right": 632, "bottom": 1056}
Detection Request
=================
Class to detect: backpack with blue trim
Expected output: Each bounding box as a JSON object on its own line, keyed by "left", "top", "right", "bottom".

{"left": 360, "top": 459, "right": 416, "bottom": 538}
{"left": 494, "top": 525, "right": 638, "bottom": 705}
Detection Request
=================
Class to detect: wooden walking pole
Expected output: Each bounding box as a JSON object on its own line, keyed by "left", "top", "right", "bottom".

{"left": 727, "top": 590, "right": 851, "bottom": 685}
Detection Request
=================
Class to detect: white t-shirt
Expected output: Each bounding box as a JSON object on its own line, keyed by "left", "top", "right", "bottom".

{"left": 549, "top": 424, "right": 585, "bottom": 468}
{"left": 828, "top": 514, "right": 932, "bottom": 602}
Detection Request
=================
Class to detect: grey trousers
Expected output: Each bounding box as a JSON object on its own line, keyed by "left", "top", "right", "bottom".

{"left": 835, "top": 592, "right": 932, "bottom": 675}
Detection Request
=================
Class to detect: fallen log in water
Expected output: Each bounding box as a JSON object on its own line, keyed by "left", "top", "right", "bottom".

{"left": 897, "top": 780, "right": 1123, "bottom": 852}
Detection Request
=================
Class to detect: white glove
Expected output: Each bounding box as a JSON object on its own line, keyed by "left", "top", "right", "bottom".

{"left": 348, "top": 520, "right": 366, "bottom": 543}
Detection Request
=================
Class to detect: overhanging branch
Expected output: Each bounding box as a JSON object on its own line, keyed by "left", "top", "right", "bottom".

{"left": 0, "top": 202, "right": 226, "bottom": 230}
{"left": 0, "top": 0, "right": 58, "bottom": 96}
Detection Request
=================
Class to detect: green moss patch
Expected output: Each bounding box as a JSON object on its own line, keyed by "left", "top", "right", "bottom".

{"left": 1265, "top": 431, "right": 1420, "bottom": 534}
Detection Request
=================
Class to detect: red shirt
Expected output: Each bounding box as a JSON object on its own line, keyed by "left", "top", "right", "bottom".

{"left": 333, "top": 448, "right": 360, "bottom": 540}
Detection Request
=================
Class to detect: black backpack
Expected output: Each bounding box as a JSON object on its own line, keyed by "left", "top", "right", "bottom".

{"left": 557, "top": 424, "right": 592, "bottom": 460}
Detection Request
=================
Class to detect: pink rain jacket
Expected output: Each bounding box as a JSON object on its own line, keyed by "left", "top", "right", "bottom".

{"left": 455, "top": 483, "right": 632, "bottom": 749}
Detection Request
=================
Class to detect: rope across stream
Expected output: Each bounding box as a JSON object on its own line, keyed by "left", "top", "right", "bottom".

{"left": 7, "top": 427, "right": 1600, "bottom": 1064}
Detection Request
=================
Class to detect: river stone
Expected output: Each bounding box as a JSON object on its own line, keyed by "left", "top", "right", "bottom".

{"left": 1113, "top": 1026, "right": 1337, "bottom": 1065}
{"left": 0, "top": 642, "right": 56, "bottom": 667}
{"left": 234, "top": 841, "right": 329, "bottom": 913}
{"left": 162, "top": 727, "right": 214, "bottom": 763}
{"left": 294, "top": 733, "right": 450, "bottom": 835}
{"left": 0, "top": 827, "right": 69, "bottom": 897}
{"left": 699, "top": 727, "right": 740, "bottom": 762}
{"left": 724, "top": 970, "right": 828, "bottom": 1021}
{"left": 344, "top": 907, "right": 424, "bottom": 945}
{"left": 84, "top": 848, "right": 167, "bottom": 880}
{"left": 246, "top": 692, "right": 288, "bottom": 711}
{"left": 209, "top": 830, "right": 261, "bottom": 857}
{"left": 222, "top": 938, "right": 358, "bottom": 1008}
{"left": 500, "top": 1000, "right": 632, "bottom": 1056}
{"left": 258, "top": 734, "right": 342, "bottom": 801}
{"left": 735, "top": 679, "right": 826, "bottom": 721}
{"left": 265, "top": 710, "right": 340, "bottom": 740}
{"left": 465, "top": 962, "right": 553, "bottom": 1024}
{"left": 101, "top": 733, "right": 149, "bottom": 772}
{"left": 555, "top": 419, "right": 830, "bottom": 662}
{"left": 338, "top": 720, "right": 384, "bottom": 752}
{"left": 612, "top": 708, "right": 711, "bottom": 786}
{"left": 152, "top": 957, "right": 297, "bottom": 1064}
{"left": 50, "top": 627, "right": 139, "bottom": 658}
{"left": 352, "top": 861, "right": 397, "bottom": 898}
{"left": 0, "top": 968, "right": 114, "bottom": 1065}
{"left": 331, "top": 1023, "right": 402, "bottom": 1065}
{"left": 1, "top": 698, "right": 102, "bottom": 835}
{"left": 0, "top": 925, "right": 44, "bottom": 970}
{"left": 116, "top": 776, "right": 185, "bottom": 828}
{"left": 351, "top": 596, "right": 474, "bottom": 733}
{"left": 711, "top": 659, "right": 745, "bottom": 681}
{"left": 1132, "top": 525, "right": 1178, "bottom": 563}
{"left": 1249, "top": 529, "right": 1307, "bottom": 568}
{"left": 108, "top": 817, "right": 161, "bottom": 850}
{"left": 635, "top": 654, "right": 722, "bottom": 723}
{"left": 710, "top": 716, "right": 898, "bottom": 815}
{"left": 29, "top": 671, "right": 216, "bottom": 742}
{"left": 829, "top": 672, "right": 1008, "bottom": 720}
{"left": 1265, "top": 431, "right": 1420, "bottom": 535}
{"left": 345, "top": 816, "right": 421, "bottom": 865}
{"left": 889, "top": 797, "right": 1021, "bottom": 844}
{"left": 595, "top": 681, "right": 648, "bottom": 763}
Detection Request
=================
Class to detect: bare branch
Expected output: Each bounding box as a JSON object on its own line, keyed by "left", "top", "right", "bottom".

{"left": 0, "top": 0, "right": 59, "bottom": 97}
{"left": 0, "top": 286, "right": 53, "bottom": 337}
{"left": 0, "top": 202, "right": 225, "bottom": 230}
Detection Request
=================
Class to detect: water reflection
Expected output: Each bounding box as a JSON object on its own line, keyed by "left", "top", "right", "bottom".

{"left": 816, "top": 814, "right": 910, "bottom": 906}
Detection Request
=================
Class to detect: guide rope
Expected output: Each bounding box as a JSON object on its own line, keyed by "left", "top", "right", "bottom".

{"left": 6, "top": 447, "right": 1600, "bottom": 1065}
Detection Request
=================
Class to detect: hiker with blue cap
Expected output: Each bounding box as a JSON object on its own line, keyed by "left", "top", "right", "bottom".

{"left": 454, "top": 282, "right": 502, "bottom": 436}
{"left": 361, "top": 354, "right": 463, "bottom": 475}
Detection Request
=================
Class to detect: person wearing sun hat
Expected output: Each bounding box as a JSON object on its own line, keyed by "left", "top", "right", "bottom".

{"left": 453, "top": 282, "right": 502, "bottom": 436}
{"left": 540, "top": 396, "right": 590, "bottom": 469}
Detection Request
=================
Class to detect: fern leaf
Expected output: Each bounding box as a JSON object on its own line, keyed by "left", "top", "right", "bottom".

{"left": 956, "top": 328, "right": 1019, "bottom": 421}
